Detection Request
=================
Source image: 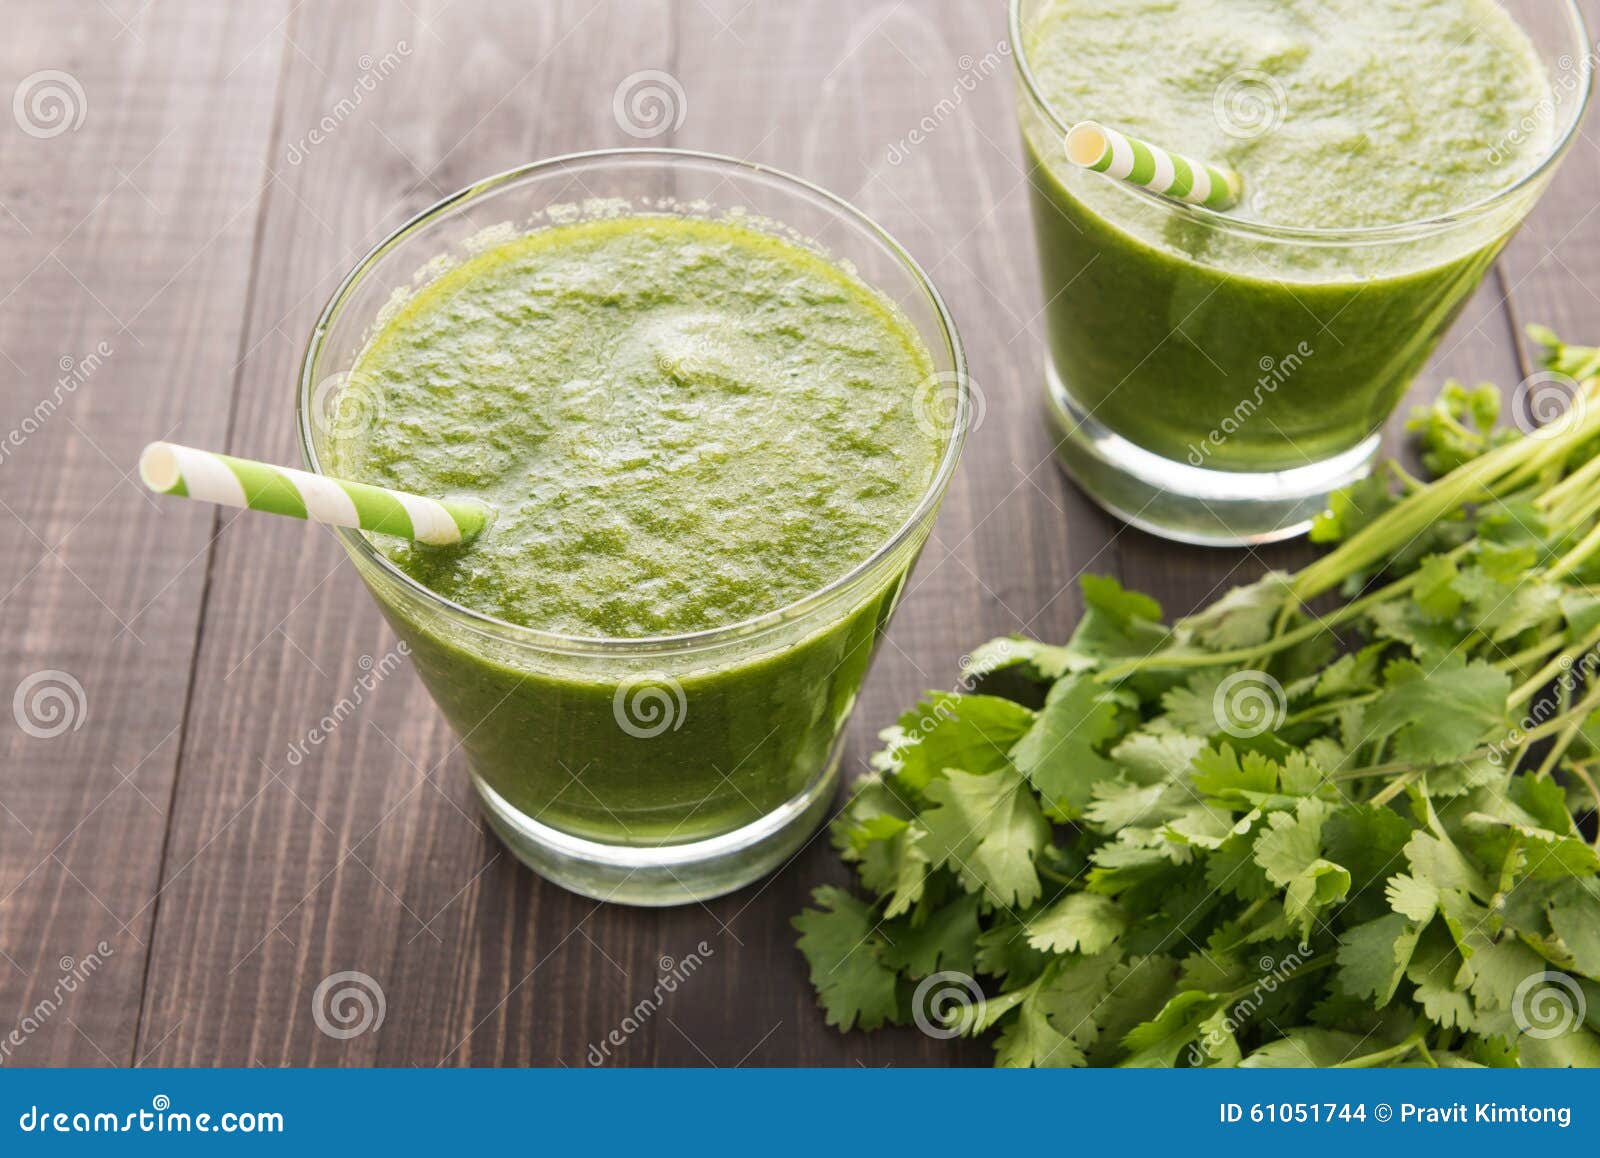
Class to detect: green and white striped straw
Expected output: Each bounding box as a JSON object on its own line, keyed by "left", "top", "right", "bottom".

{"left": 139, "top": 442, "right": 492, "bottom": 546}
{"left": 1065, "top": 121, "right": 1242, "bottom": 211}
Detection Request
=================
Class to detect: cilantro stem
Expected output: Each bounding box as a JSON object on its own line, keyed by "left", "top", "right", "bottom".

{"left": 1507, "top": 626, "right": 1600, "bottom": 710}
{"left": 1367, "top": 770, "right": 1420, "bottom": 807}
{"left": 1533, "top": 714, "right": 1583, "bottom": 781}
{"left": 1567, "top": 764, "right": 1600, "bottom": 849}
{"left": 1327, "top": 758, "right": 1423, "bottom": 782}
{"left": 1038, "top": 863, "right": 1079, "bottom": 886}
{"left": 1098, "top": 564, "right": 1439, "bottom": 680}
{"left": 1386, "top": 460, "right": 1427, "bottom": 494}
{"left": 1497, "top": 634, "right": 1567, "bottom": 677}
{"left": 1283, "top": 691, "right": 1380, "bottom": 726}
{"left": 1516, "top": 681, "right": 1600, "bottom": 746}
{"left": 1218, "top": 954, "right": 1336, "bottom": 1008}
{"left": 1333, "top": 1029, "right": 1426, "bottom": 1068}
{"left": 1539, "top": 450, "right": 1600, "bottom": 522}
{"left": 1550, "top": 519, "right": 1600, "bottom": 580}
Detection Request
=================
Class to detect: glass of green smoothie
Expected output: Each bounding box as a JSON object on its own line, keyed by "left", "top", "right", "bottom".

{"left": 1011, "top": 0, "right": 1591, "bottom": 544}
{"left": 297, "top": 150, "right": 968, "bottom": 906}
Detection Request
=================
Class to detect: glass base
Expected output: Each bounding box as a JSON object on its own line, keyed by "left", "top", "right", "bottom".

{"left": 472, "top": 741, "right": 842, "bottom": 907}
{"left": 1045, "top": 365, "right": 1379, "bottom": 546}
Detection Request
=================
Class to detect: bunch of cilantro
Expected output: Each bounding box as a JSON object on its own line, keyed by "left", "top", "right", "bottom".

{"left": 795, "top": 331, "right": 1600, "bottom": 1067}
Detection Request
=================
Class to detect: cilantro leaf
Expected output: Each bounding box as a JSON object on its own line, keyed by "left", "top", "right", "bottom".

{"left": 792, "top": 887, "right": 898, "bottom": 1031}
{"left": 1026, "top": 893, "right": 1128, "bottom": 955}
{"left": 884, "top": 692, "right": 1036, "bottom": 793}
{"left": 1363, "top": 657, "right": 1510, "bottom": 764}
{"left": 917, "top": 766, "right": 1050, "bottom": 908}
{"left": 1009, "top": 673, "right": 1128, "bottom": 818}
{"left": 1336, "top": 912, "right": 1423, "bottom": 1005}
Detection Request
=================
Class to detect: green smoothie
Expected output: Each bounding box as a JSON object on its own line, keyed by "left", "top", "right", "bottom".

{"left": 1019, "top": 0, "right": 1556, "bottom": 471}
{"left": 330, "top": 215, "right": 946, "bottom": 843}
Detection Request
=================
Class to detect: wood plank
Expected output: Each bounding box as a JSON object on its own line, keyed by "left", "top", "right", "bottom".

{"left": 1498, "top": 0, "right": 1600, "bottom": 368}
{"left": 0, "top": 1, "right": 286, "bottom": 1065}
{"left": 136, "top": 0, "right": 691, "bottom": 1068}
{"left": 636, "top": 0, "right": 1114, "bottom": 1066}
{"left": 134, "top": 0, "right": 1557, "bottom": 1069}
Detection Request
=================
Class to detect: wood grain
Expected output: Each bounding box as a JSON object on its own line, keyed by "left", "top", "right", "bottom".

{"left": 0, "top": 1, "right": 287, "bottom": 1065}
{"left": 4, "top": 0, "right": 1596, "bottom": 1069}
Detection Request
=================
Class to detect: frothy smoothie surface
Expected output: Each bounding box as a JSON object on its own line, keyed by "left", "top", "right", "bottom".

{"left": 1027, "top": 0, "right": 1555, "bottom": 229}
{"left": 330, "top": 216, "right": 942, "bottom": 638}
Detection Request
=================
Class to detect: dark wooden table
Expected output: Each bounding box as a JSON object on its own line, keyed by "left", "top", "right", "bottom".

{"left": 3, "top": 0, "right": 1598, "bottom": 1068}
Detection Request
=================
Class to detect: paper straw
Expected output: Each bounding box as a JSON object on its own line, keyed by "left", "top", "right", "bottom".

{"left": 139, "top": 442, "right": 492, "bottom": 546}
{"left": 1064, "top": 121, "right": 1242, "bottom": 211}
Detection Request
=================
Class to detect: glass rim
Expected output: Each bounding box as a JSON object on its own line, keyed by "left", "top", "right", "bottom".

{"left": 1007, "top": 0, "right": 1594, "bottom": 245}
{"left": 297, "top": 147, "right": 969, "bottom": 658}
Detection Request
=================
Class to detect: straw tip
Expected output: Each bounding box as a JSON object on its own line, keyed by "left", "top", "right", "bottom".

{"left": 459, "top": 499, "right": 496, "bottom": 542}
{"left": 1064, "top": 121, "right": 1109, "bottom": 167}
{"left": 138, "top": 442, "right": 181, "bottom": 493}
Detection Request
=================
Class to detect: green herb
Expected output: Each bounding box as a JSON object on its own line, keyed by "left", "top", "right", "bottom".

{"left": 795, "top": 331, "right": 1600, "bottom": 1067}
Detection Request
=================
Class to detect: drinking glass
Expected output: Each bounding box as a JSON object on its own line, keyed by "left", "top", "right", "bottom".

{"left": 1010, "top": 0, "right": 1592, "bottom": 544}
{"left": 298, "top": 150, "right": 968, "bottom": 905}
